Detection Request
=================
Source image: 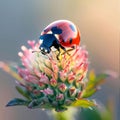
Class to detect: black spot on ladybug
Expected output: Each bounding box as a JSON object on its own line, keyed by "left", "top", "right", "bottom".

{"left": 69, "top": 38, "right": 73, "bottom": 44}
{"left": 62, "top": 39, "right": 65, "bottom": 42}
{"left": 69, "top": 24, "right": 75, "bottom": 32}
{"left": 51, "top": 26, "right": 62, "bottom": 34}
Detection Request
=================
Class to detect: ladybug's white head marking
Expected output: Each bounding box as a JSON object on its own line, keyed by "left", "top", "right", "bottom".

{"left": 47, "top": 31, "right": 53, "bottom": 34}
{"left": 39, "top": 46, "right": 50, "bottom": 55}
{"left": 39, "top": 39, "right": 43, "bottom": 44}
{"left": 40, "top": 47, "right": 43, "bottom": 50}
{"left": 54, "top": 34, "right": 59, "bottom": 40}
{"left": 45, "top": 49, "right": 48, "bottom": 53}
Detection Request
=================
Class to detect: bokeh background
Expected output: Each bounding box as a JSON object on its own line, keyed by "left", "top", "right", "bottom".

{"left": 0, "top": 0, "right": 119, "bottom": 120}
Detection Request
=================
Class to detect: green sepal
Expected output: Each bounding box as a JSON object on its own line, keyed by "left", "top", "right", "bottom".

{"left": 16, "top": 86, "right": 31, "bottom": 100}
{"left": 28, "top": 99, "right": 42, "bottom": 109}
{"left": 6, "top": 98, "right": 29, "bottom": 107}
{"left": 55, "top": 106, "right": 67, "bottom": 112}
{"left": 27, "top": 97, "right": 54, "bottom": 109}
{"left": 71, "top": 99, "right": 96, "bottom": 108}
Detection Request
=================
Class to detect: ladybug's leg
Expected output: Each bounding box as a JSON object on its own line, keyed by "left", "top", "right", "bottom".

{"left": 52, "top": 40, "right": 63, "bottom": 60}
{"left": 56, "top": 45, "right": 65, "bottom": 60}
{"left": 52, "top": 40, "right": 71, "bottom": 59}
{"left": 55, "top": 44, "right": 68, "bottom": 60}
{"left": 61, "top": 46, "right": 75, "bottom": 55}
{"left": 56, "top": 49, "right": 61, "bottom": 60}
{"left": 59, "top": 44, "right": 71, "bottom": 55}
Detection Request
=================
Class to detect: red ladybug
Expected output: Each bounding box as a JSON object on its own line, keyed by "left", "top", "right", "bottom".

{"left": 39, "top": 20, "right": 80, "bottom": 57}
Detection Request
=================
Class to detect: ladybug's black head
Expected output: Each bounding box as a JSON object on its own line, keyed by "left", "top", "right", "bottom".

{"left": 39, "top": 34, "right": 57, "bottom": 55}
{"left": 39, "top": 27, "right": 62, "bottom": 55}
{"left": 39, "top": 45, "right": 50, "bottom": 55}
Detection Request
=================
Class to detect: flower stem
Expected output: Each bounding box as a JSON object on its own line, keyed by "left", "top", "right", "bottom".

{"left": 52, "top": 107, "right": 78, "bottom": 120}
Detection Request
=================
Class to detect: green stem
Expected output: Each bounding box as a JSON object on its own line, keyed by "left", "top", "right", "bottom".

{"left": 52, "top": 107, "right": 78, "bottom": 120}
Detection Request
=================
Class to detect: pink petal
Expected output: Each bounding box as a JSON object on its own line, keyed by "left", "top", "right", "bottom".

{"left": 40, "top": 88, "right": 53, "bottom": 95}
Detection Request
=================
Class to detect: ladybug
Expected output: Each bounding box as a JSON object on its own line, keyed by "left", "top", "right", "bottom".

{"left": 39, "top": 20, "right": 80, "bottom": 58}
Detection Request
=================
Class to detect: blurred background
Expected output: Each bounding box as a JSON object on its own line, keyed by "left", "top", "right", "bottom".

{"left": 0, "top": 0, "right": 119, "bottom": 120}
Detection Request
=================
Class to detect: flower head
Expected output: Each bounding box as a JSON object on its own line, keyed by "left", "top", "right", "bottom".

{"left": 0, "top": 40, "right": 107, "bottom": 112}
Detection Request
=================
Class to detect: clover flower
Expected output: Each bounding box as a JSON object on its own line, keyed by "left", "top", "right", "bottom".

{"left": 0, "top": 40, "right": 109, "bottom": 112}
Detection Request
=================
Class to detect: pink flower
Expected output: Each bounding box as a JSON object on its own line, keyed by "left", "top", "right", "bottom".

{"left": 0, "top": 40, "right": 97, "bottom": 112}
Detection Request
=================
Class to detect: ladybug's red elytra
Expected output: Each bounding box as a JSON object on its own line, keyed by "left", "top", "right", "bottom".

{"left": 39, "top": 20, "right": 81, "bottom": 58}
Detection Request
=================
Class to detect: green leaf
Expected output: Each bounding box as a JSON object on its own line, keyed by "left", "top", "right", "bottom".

{"left": 81, "top": 71, "right": 109, "bottom": 98}
{"left": 16, "top": 86, "right": 31, "bottom": 100}
{"left": 71, "top": 99, "right": 96, "bottom": 108}
{"left": 89, "top": 70, "right": 96, "bottom": 82}
{"left": 28, "top": 98, "right": 48, "bottom": 109}
{"left": 27, "top": 98, "right": 53, "bottom": 109}
{"left": 81, "top": 88, "right": 97, "bottom": 98}
{"left": 95, "top": 73, "right": 108, "bottom": 86}
{"left": 6, "top": 98, "right": 29, "bottom": 107}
